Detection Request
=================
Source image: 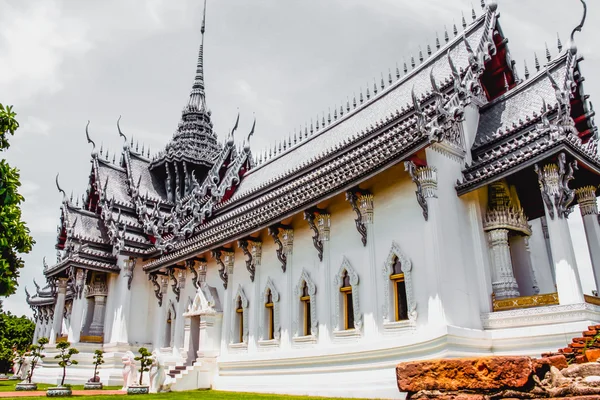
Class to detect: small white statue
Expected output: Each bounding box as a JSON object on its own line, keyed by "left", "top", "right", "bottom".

{"left": 19, "top": 356, "right": 33, "bottom": 383}
{"left": 121, "top": 351, "right": 138, "bottom": 390}
{"left": 149, "top": 350, "right": 168, "bottom": 393}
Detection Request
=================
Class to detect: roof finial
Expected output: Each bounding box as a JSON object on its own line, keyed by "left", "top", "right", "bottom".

{"left": 545, "top": 42, "right": 551, "bottom": 62}
{"left": 117, "top": 115, "right": 129, "bottom": 149}
{"left": 453, "top": 22, "right": 458, "bottom": 37}
{"left": 569, "top": 0, "right": 587, "bottom": 54}
{"left": 228, "top": 111, "right": 240, "bottom": 145}
{"left": 435, "top": 32, "right": 441, "bottom": 49}
{"left": 245, "top": 117, "right": 256, "bottom": 148}
{"left": 524, "top": 60, "right": 530, "bottom": 80}
{"left": 444, "top": 26, "right": 449, "bottom": 43}
{"left": 56, "top": 173, "right": 67, "bottom": 203}
{"left": 462, "top": 12, "right": 467, "bottom": 29}
{"left": 419, "top": 47, "right": 423, "bottom": 63}
{"left": 85, "top": 121, "right": 97, "bottom": 156}
{"left": 557, "top": 33, "right": 563, "bottom": 53}
{"left": 480, "top": 0, "right": 485, "bottom": 9}
{"left": 472, "top": 4, "right": 477, "bottom": 20}
{"left": 534, "top": 52, "right": 540, "bottom": 71}
{"left": 427, "top": 44, "right": 432, "bottom": 57}
{"left": 188, "top": 0, "right": 208, "bottom": 111}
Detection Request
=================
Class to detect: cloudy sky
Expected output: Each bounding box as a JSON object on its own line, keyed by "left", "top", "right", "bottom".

{"left": 2, "top": 0, "right": 598, "bottom": 317}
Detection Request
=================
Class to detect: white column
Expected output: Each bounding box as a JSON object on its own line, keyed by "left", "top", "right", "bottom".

{"left": 173, "top": 269, "right": 187, "bottom": 354}
{"left": 109, "top": 259, "right": 134, "bottom": 344}
{"left": 359, "top": 194, "right": 379, "bottom": 337}
{"left": 153, "top": 276, "right": 169, "bottom": 348}
{"left": 282, "top": 229, "right": 294, "bottom": 348}
{"left": 67, "top": 269, "right": 86, "bottom": 343}
{"left": 576, "top": 186, "right": 600, "bottom": 293}
{"left": 535, "top": 157, "right": 584, "bottom": 305}
{"left": 317, "top": 214, "right": 331, "bottom": 344}
{"left": 251, "top": 242, "right": 263, "bottom": 351}
{"left": 406, "top": 163, "right": 446, "bottom": 326}
{"left": 219, "top": 251, "right": 235, "bottom": 355}
{"left": 487, "top": 229, "right": 520, "bottom": 299}
{"left": 49, "top": 278, "right": 68, "bottom": 344}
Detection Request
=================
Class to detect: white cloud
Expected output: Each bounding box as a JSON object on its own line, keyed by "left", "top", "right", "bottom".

{"left": 19, "top": 116, "right": 51, "bottom": 137}
{"left": 0, "top": 0, "right": 91, "bottom": 104}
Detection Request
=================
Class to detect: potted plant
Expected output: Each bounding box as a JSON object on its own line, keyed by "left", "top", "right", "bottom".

{"left": 127, "top": 348, "right": 152, "bottom": 395}
{"left": 47, "top": 341, "right": 79, "bottom": 397}
{"left": 16, "top": 337, "right": 48, "bottom": 391}
{"left": 84, "top": 350, "right": 104, "bottom": 390}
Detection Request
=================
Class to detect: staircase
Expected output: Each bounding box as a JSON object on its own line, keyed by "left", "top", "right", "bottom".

{"left": 164, "top": 359, "right": 216, "bottom": 392}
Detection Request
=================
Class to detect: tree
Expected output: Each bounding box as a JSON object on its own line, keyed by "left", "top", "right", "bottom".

{"left": 134, "top": 347, "right": 152, "bottom": 386}
{"left": 54, "top": 341, "right": 79, "bottom": 387}
{"left": 0, "top": 103, "right": 34, "bottom": 296}
{"left": 91, "top": 350, "right": 104, "bottom": 382}
{"left": 27, "top": 337, "right": 48, "bottom": 384}
{"left": 0, "top": 310, "right": 34, "bottom": 373}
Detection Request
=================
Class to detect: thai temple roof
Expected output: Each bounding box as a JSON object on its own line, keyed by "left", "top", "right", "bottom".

{"left": 28, "top": 0, "right": 599, "bottom": 305}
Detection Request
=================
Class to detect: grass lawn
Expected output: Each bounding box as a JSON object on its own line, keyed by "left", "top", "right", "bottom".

{"left": 0, "top": 380, "right": 365, "bottom": 399}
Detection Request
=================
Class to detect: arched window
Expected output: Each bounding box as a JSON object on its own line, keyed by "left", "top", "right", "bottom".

{"left": 236, "top": 297, "right": 244, "bottom": 343}
{"left": 333, "top": 257, "right": 361, "bottom": 334}
{"left": 340, "top": 271, "right": 354, "bottom": 329}
{"left": 382, "top": 242, "right": 416, "bottom": 328}
{"left": 231, "top": 285, "right": 249, "bottom": 345}
{"left": 294, "top": 269, "right": 317, "bottom": 338}
{"left": 165, "top": 301, "right": 176, "bottom": 348}
{"left": 265, "top": 289, "right": 274, "bottom": 340}
{"left": 260, "top": 278, "right": 280, "bottom": 343}
{"left": 390, "top": 256, "right": 408, "bottom": 321}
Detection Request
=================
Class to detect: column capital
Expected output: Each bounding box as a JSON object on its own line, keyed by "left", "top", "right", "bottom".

{"left": 534, "top": 153, "right": 578, "bottom": 219}
{"left": 251, "top": 241, "right": 262, "bottom": 266}
{"left": 358, "top": 193, "right": 374, "bottom": 224}
{"left": 575, "top": 185, "right": 598, "bottom": 216}
{"left": 317, "top": 213, "right": 331, "bottom": 242}
{"left": 282, "top": 229, "right": 294, "bottom": 254}
{"left": 56, "top": 277, "right": 69, "bottom": 294}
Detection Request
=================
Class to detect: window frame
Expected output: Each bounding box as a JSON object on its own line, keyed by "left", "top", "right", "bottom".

{"left": 333, "top": 257, "right": 362, "bottom": 333}
{"left": 382, "top": 241, "right": 417, "bottom": 325}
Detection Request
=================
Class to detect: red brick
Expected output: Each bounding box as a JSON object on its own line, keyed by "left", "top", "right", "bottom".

{"left": 582, "top": 330, "right": 597, "bottom": 337}
{"left": 396, "top": 357, "right": 533, "bottom": 392}
{"left": 584, "top": 348, "right": 600, "bottom": 362}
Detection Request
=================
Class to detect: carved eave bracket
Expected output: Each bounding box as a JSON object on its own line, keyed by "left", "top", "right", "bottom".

{"left": 149, "top": 273, "right": 164, "bottom": 307}
{"left": 535, "top": 152, "right": 578, "bottom": 220}
{"left": 303, "top": 208, "right": 329, "bottom": 261}
{"left": 168, "top": 267, "right": 181, "bottom": 302}
{"left": 238, "top": 238, "right": 262, "bottom": 282}
{"left": 404, "top": 161, "right": 438, "bottom": 221}
{"left": 212, "top": 248, "right": 234, "bottom": 289}
{"left": 268, "top": 224, "right": 292, "bottom": 273}
{"left": 345, "top": 189, "right": 372, "bottom": 246}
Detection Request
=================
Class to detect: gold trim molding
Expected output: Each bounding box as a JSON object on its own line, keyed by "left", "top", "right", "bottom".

{"left": 492, "top": 292, "right": 559, "bottom": 312}
{"left": 584, "top": 294, "right": 600, "bottom": 307}
{"left": 80, "top": 335, "right": 104, "bottom": 344}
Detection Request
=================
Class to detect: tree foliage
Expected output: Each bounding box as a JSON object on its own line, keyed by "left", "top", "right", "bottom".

{"left": 0, "top": 103, "right": 34, "bottom": 296}
{"left": 134, "top": 347, "right": 152, "bottom": 386}
{"left": 0, "top": 309, "right": 34, "bottom": 373}
{"left": 27, "top": 336, "right": 48, "bottom": 383}
{"left": 92, "top": 350, "right": 104, "bottom": 382}
{"left": 55, "top": 341, "right": 79, "bottom": 387}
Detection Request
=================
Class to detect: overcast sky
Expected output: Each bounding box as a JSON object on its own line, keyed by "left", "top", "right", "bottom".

{"left": 2, "top": 0, "right": 599, "bottom": 317}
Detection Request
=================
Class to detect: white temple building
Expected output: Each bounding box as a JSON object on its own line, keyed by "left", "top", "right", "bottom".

{"left": 24, "top": 1, "right": 600, "bottom": 398}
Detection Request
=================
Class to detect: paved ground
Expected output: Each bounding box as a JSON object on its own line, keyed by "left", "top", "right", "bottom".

{"left": 0, "top": 390, "right": 123, "bottom": 397}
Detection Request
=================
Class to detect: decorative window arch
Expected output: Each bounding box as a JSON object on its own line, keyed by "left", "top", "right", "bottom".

{"left": 231, "top": 285, "right": 249, "bottom": 344}
{"left": 333, "top": 257, "right": 362, "bottom": 331}
{"left": 261, "top": 278, "right": 281, "bottom": 341}
{"left": 166, "top": 300, "right": 176, "bottom": 348}
{"left": 293, "top": 269, "right": 317, "bottom": 337}
{"left": 382, "top": 242, "right": 417, "bottom": 323}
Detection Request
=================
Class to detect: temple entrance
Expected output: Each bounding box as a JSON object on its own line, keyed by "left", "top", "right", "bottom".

{"left": 187, "top": 316, "right": 200, "bottom": 365}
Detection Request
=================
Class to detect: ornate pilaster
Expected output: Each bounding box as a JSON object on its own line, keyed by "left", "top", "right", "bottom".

{"left": 535, "top": 154, "right": 584, "bottom": 305}
{"left": 404, "top": 161, "right": 437, "bottom": 221}
{"left": 535, "top": 153, "right": 578, "bottom": 220}
{"left": 124, "top": 258, "right": 136, "bottom": 290}
{"left": 251, "top": 241, "right": 263, "bottom": 351}
{"left": 86, "top": 274, "right": 108, "bottom": 338}
{"left": 575, "top": 186, "right": 600, "bottom": 294}
{"left": 486, "top": 229, "right": 520, "bottom": 299}
{"left": 268, "top": 224, "right": 292, "bottom": 272}
{"left": 345, "top": 189, "right": 370, "bottom": 246}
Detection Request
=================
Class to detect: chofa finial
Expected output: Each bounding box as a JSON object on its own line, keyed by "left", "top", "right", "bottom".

{"left": 568, "top": 0, "right": 587, "bottom": 54}
{"left": 56, "top": 173, "right": 67, "bottom": 202}
{"left": 85, "top": 120, "right": 97, "bottom": 156}
{"left": 117, "top": 115, "right": 129, "bottom": 149}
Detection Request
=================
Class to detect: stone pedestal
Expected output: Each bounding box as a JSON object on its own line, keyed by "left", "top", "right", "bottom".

{"left": 50, "top": 278, "right": 68, "bottom": 344}
{"left": 576, "top": 186, "right": 600, "bottom": 294}
{"left": 535, "top": 156, "right": 584, "bottom": 305}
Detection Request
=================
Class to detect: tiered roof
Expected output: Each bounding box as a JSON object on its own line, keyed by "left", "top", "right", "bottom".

{"left": 28, "top": 1, "right": 599, "bottom": 307}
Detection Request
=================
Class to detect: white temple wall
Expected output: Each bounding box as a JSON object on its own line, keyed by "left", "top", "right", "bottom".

{"left": 528, "top": 218, "right": 556, "bottom": 295}
{"left": 425, "top": 148, "right": 482, "bottom": 329}
{"left": 127, "top": 261, "right": 155, "bottom": 346}
{"left": 103, "top": 273, "right": 117, "bottom": 343}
